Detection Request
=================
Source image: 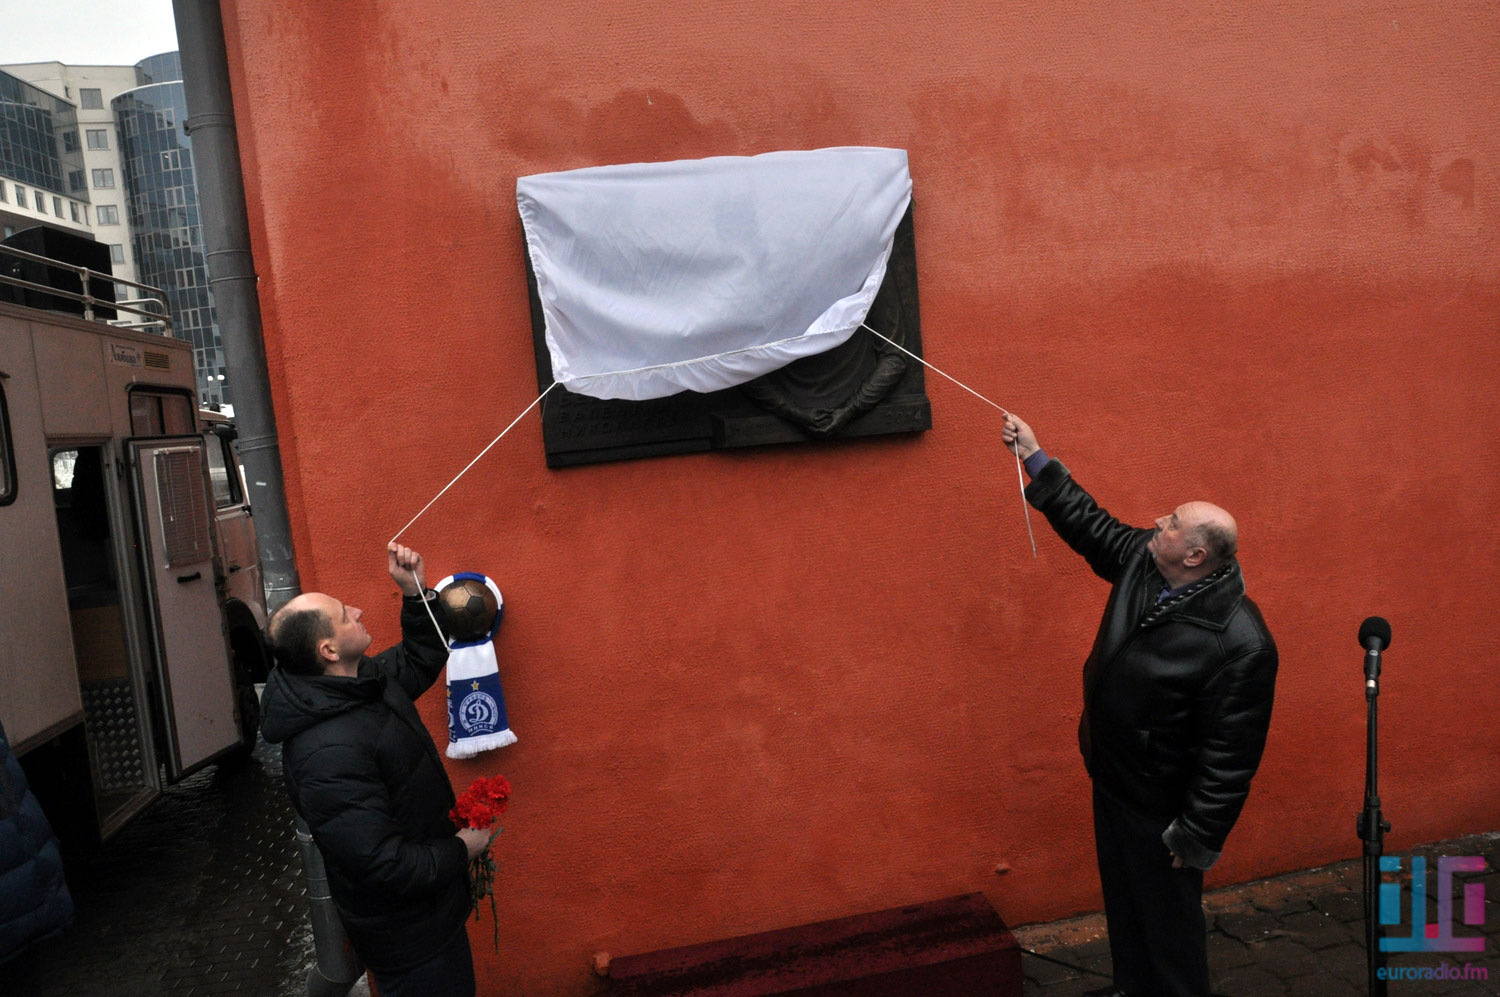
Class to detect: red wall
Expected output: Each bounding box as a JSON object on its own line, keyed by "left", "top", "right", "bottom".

{"left": 221, "top": 2, "right": 1500, "bottom": 991}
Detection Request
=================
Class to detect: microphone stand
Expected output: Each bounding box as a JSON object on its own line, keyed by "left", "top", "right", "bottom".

{"left": 1357, "top": 655, "right": 1390, "bottom": 996}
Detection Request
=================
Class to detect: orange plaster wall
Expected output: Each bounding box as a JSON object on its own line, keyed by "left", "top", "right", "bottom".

{"left": 219, "top": 1, "right": 1500, "bottom": 991}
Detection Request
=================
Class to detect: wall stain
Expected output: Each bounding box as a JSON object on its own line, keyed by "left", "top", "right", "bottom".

{"left": 1439, "top": 158, "right": 1475, "bottom": 209}
{"left": 1346, "top": 140, "right": 1403, "bottom": 173}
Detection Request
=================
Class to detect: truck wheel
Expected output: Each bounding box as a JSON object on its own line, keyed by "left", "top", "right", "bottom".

{"left": 237, "top": 678, "right": 261, "bottom": 747}
{"left": 221, "top": 628, "right": 265, "bottom": 765}
{"left": 219, "top": 677, "right": 260, "bottom": 767}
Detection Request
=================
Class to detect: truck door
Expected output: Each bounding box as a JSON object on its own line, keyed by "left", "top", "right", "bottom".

{"left": 50, "top": 444, "right": 162, "bottom": 838}
{"left": 128, "top": 438, "right": 240, "bottom": 777}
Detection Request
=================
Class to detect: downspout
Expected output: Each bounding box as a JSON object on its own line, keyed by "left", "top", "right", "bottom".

{"left": 170, "top": 0, "right": 298, "bottom": 616}
{"left": 294, "top": 814, "right": 368, "bottom": 997}
{"left": 170, "top": 4, "right": 361, "bottom": 996}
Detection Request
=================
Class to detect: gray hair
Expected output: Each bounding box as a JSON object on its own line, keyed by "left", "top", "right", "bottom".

{"left": 1192, "top": 521, "right": 1238, "bottom": 568}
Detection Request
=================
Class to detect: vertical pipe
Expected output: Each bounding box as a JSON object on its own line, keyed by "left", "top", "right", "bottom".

{"left": 295, "top": 816, "right": 367, "bottom": 997}
{"left": 170, "top": 0, "right": 299, "bottom": 614}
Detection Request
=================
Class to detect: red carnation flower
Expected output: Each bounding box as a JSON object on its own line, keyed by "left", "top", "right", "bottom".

{"left": 451, "top": 775, "right": 511, "bottom": 951}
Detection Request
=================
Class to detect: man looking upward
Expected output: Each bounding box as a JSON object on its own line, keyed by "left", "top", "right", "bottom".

{"left": 261, "top": 544, "right": 489, "bottom": 997}
{"left": 1002, "top": 413, "right": 1278, "bottom": 997}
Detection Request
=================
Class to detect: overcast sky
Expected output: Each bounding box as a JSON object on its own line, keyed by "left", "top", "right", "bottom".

{"left": 0, "top": 0, "right": 179, "bottom": 68}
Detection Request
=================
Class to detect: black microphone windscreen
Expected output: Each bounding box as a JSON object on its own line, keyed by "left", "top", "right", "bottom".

{"left": 1359, "top": 616, "right": 1392, "bottom": 651}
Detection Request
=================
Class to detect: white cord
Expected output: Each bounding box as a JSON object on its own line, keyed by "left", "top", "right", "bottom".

{"left": 389, "top": 381, "right": 559, "bottom": 545}
{"left": 409, "top": 568, "right": 449, "bottom": 647}
{"left": 860, "top": 323, "right": 1037, "bottom": 559}
{"left": 389, "top": 329, "right": 1040, "bottom": 560}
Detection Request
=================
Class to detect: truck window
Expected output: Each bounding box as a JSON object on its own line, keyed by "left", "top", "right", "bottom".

{"left": 204, "top": 433, "right": 242, "bottom": 508}
{"left": 128, "top": 390, "right": 195, "bottom": 436}
{"left": 1, "top": 381, "right": 14, "bottom": 505}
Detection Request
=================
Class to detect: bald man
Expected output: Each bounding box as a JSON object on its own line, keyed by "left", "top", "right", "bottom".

{"left": 260, "top": 545, "right": 488, "bottom": 997}
{"left": 1003, "top": 414, "right": 1277, "bottom": 997}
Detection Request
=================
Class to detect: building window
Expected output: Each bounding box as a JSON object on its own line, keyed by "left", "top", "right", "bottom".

{"left": 86, "top": 128, "right": 109, "bottom": 150}
{"left": 33, "top": 191, "right": 44, "bottom": 212}
{"left": 53, "top": 197, "right": 63, "bottom": 218}
{"left": 97, "top": 205, "right": 120, "bottom": 225}
{"left": 80, "top": 88, "right": 104, "bottom": 109}
{"left": 110, "top": 244, "right": 125, "bottom": 265}
{"left": 68, "top": 169, "right": 86, "bottom": 193}
{"left": 92, "top": 168, "right": 115, "bottom": 189}
{"left": 13, "top": 186, "right": 22, "bottom": 207}
{"left": 63, "top": 130, "right": 79, "bottom": 153}
{"left": 128, "top": 389, "right": 195, "bottom": 436}
{"left": 0, "top": 184, "right": 6, "bottom": 203}
{"left": 69, "top": 202, "right": 79, "bottom": 222}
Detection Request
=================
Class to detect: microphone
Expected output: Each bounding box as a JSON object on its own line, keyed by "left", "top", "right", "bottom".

{"left": 1359, "top": 616, "right": 1391, "bottom": 690}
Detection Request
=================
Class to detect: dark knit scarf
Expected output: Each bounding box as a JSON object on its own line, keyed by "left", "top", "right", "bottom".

{"left": 1139, "top": 561, "right": 1236, "bottom": 629}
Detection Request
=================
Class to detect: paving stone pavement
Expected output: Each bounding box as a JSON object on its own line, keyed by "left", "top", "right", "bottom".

{"left": 2, "top": 739, "right": 368, "bottom": 997}
{"left": 1014, "top": 832, "right": 1500, "bottom": 996}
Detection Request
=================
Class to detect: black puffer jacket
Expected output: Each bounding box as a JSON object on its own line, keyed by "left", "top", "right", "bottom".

{"left": 1, "top": 717, "right": 74, "bottom": 966}
{"left": 260, "top": 595, "right": 468, "bottom": 973}
{"left": 1026, "top": 459, "right": 1278, "bottom": 868}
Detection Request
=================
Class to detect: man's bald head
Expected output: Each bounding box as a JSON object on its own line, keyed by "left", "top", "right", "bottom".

{"left": 267, "top": 594, "right": 339, "bottom": 675}
{"left": 1179, "top": 501, "right": 1238, "bottom": 571}
{"left": 1149, "top": 501, "right": 1239, "bottom": 587}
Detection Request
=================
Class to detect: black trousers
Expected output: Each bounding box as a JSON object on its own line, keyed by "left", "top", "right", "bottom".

{"left": 1092, "top": 782, "right": 1210, "bottom": 997}
{"left": 369, "top": 923, "right": 476, "bottom": 997}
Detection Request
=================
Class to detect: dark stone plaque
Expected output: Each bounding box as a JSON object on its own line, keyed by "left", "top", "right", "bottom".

{"left": 526, "top": 204, "right": 931, "bottom": 468}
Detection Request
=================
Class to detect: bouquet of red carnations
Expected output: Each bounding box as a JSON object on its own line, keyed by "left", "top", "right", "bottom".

{"left": 449, "top": 774, "right": 510, "bottom": 951}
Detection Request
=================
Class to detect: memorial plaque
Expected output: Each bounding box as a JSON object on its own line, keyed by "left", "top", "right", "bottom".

{"left": 527, "top": 204, "right": 931, "bottom": 468}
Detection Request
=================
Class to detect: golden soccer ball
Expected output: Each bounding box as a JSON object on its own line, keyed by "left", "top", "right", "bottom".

{"left": 437, "top": 578, "right": 499, "bottom": 642}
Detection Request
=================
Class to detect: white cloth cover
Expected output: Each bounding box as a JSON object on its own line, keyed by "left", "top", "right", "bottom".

{"left": 517, "top": 147, "right": 912, "bottom": 401}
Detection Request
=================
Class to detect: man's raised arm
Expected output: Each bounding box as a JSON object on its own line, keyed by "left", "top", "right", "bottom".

{"left": 1002, "top": 412, "right": 1152, "bottom": 583}
{"left": 375, "top": 543, "right": 449, "bottom": 699}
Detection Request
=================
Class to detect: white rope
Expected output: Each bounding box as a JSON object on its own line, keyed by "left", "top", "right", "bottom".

{"left": 860, "top": 323, "right": 1037, "bottom": 558}
{"left": 389, "top": 381, "right": 560, "bottom": 545}
{"left": 408, "top": 567, "right": 449, "bottom": 647}
{"left": 390, "top": 328, "right": 1040, "bottom": 560}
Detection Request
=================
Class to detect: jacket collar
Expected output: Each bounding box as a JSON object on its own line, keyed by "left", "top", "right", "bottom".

{"left": 260, "top": 660, "right": 386, "bottom": 743}
{"left": 1143, "top": 559, "right": 1244, "bottom": 631}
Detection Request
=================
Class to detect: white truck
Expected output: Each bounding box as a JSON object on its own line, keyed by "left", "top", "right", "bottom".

{"left": 0, "top": 254, "right": 269, "bottom": 847}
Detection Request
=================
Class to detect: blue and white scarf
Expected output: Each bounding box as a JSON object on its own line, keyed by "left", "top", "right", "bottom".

{"left": 433, "top": 573, "right": 517, "bottom": 759}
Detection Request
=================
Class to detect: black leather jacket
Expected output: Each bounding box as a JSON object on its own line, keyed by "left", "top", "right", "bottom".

{"left": 1026, "top": 459, "right": 1277, "bottom": 868}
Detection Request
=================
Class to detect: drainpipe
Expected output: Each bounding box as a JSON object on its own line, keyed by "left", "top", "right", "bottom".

{"left": 294, "top": 815, "right": 368, "bottom": 997}
{"left": 171, "top": 0, "right": 299, "bottom": 615}
{"left": 171, "top": 4, "right": 361, "bottom": 995}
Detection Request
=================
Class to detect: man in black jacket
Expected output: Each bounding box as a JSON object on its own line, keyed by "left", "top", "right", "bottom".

{"left": 261, "top": 544, "right": 489, "bottom": 997}
{"left": 1003, "top": 413, "right": 1277, "bottom": 997}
